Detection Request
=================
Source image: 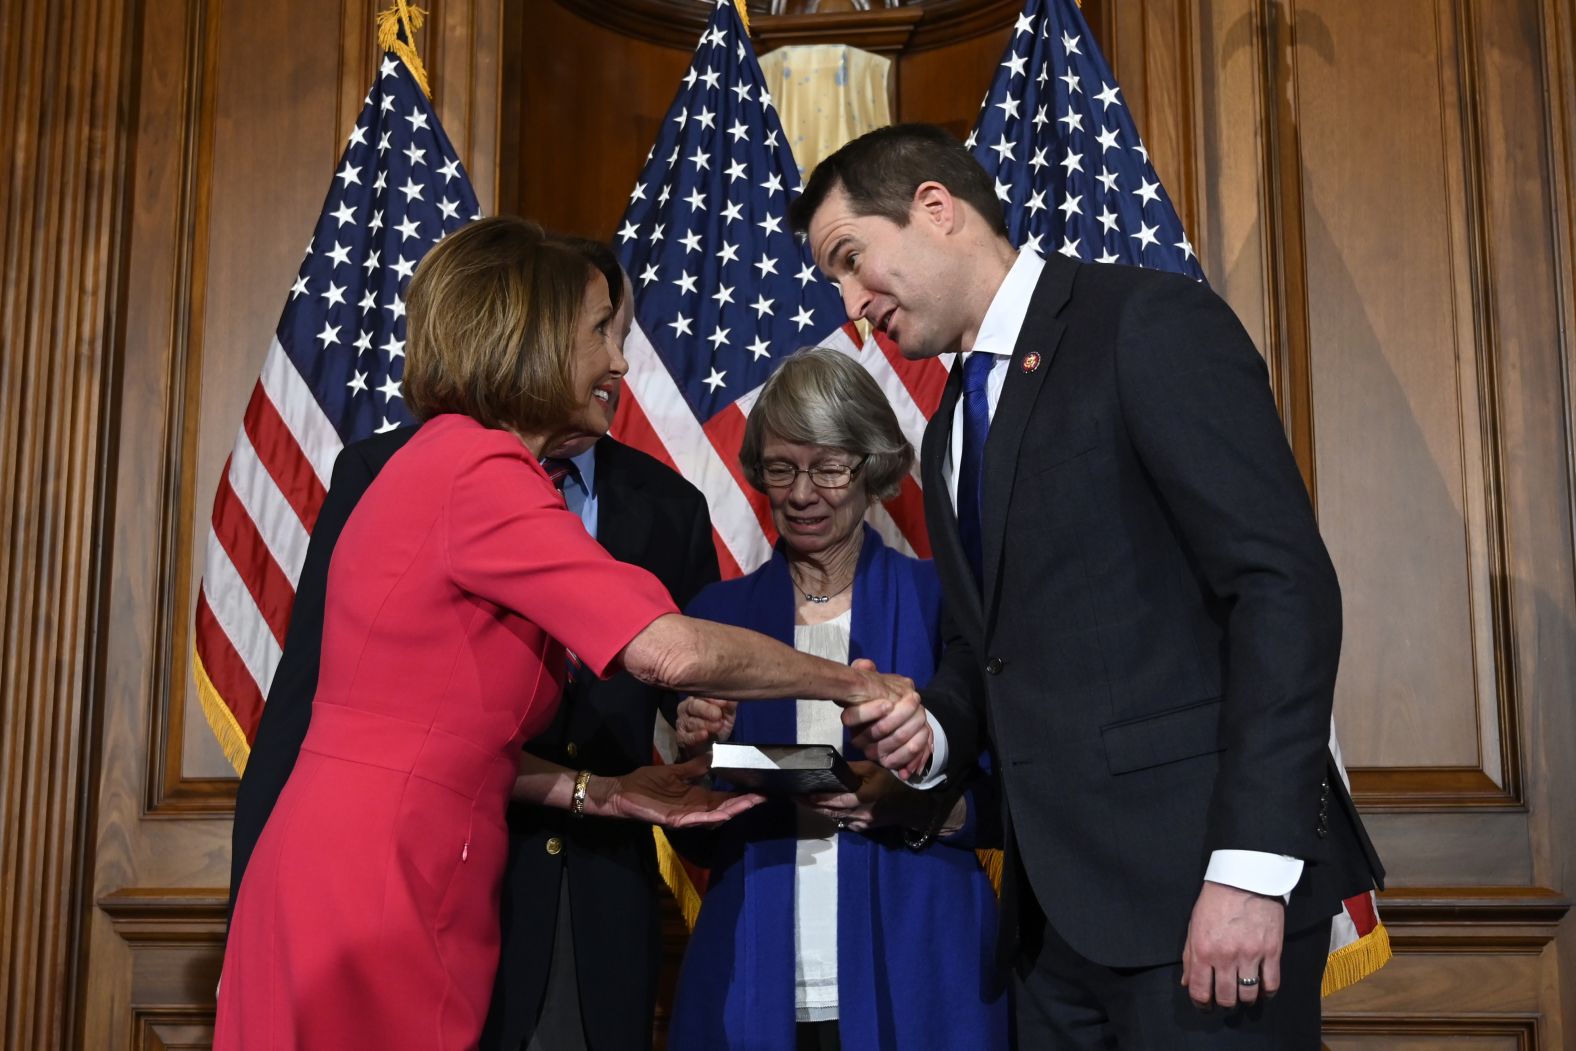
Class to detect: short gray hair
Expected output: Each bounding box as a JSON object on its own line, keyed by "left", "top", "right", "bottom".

{"left": 739, "top": 346, "right": 915, "bottom": 501}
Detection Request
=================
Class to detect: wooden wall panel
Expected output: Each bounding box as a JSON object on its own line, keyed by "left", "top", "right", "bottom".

{"left": 0, "top": 0, "right": 134, "bottom": 1045}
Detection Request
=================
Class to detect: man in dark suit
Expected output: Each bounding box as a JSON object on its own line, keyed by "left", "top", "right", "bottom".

{"left": 229, "top": 251, "right": 719, "bottom": 1050}
{"left": 793, "top": 124, "right": 1383, "bottom": 1047}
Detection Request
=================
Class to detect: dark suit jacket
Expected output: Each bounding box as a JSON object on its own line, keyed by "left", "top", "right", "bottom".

{"left": 920, "top": 255, "right": 1383, "bottom": 971}
{"left": 228, "top": 426, "right": 719, "bottom": 1051}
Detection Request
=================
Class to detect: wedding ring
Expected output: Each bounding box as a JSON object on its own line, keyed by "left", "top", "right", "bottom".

{"left": 836, "top": 818, "right": 848, "bottom": 830}
{"left": 1237, "top": 975, "right": 1260, "bottom": 987}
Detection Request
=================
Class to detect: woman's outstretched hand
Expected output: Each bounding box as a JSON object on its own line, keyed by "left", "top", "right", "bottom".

{"left": 587, "top": 755, "right": 763, "bottom": 828}
{"left": 674, "top": 695, "right": 738, "bottom": 755}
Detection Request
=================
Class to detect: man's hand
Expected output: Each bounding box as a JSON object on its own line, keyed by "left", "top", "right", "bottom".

{"left": 837, "top": 659, "right": 932, "bottom": 781}
{"left": 674, "top": 696, "right": 737, "bottom": 755}
{"left": 1181, "top": 880, "right": 1285, "bottom": 1010}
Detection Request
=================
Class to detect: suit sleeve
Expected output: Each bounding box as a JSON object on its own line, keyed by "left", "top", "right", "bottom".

{"left": 227, "top": 443, "right": 378, "bottom": 923}
{"left": 920, "top": 606, "right": 989, "bottom": 782}
{"left": 1114, "top": 275, "right": 1342, "bottom": 861}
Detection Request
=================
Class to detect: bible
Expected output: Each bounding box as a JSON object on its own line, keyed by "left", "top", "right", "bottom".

{"left": 709, "top": 742, "right": 860, "bottom": 794}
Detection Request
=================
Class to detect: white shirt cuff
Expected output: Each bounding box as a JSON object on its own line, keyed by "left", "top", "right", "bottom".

{"left": 906, "top": 711, "right": 950, "bottom": 790}
{"left": 1205, "top": 849, "right": 1304, "bottom": 901}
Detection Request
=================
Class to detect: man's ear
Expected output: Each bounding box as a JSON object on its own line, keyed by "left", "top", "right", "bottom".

{"left": 912, "top": 181, "right": 957, "bottom": 233}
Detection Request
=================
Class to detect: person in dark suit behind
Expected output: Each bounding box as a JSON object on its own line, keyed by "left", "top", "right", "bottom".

{"left": 789, "top": 125, "right": 1384, "bottom": 1048}
{"left": 229, "top": 239, "right": 721, "bottom": 1050}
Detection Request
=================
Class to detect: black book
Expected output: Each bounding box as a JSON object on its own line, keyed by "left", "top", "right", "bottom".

{"left": 709, "top": 742, "right": 860, "bottom": 794}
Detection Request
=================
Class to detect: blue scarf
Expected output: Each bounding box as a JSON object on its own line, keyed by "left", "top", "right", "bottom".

{"left": 669, "top": 527, "right": 1007, "bottom": 1051}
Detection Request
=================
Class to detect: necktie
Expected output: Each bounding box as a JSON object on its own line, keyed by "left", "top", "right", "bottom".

{"left": 541, "top": 456, "right": 579, "bottom": 492}
{"left": 957, "top": 352, "right": 995, "bottom": 590}
{"left": 540, "top": 456, "right": 585, "bottom": 683}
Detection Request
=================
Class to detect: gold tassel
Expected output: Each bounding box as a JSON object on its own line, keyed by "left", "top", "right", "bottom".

{"left": 1320, "top": 922, "right": 1393, "bottom": 997}
{"left": 193, "top": 647, "right": 253, "bottom": 776}
{"left": 654, "top": 827, "right": 705, "bottom": 930}
{"left": 733, "top": 0, "right": 751, "bottom": 35}
{"left": 977, "top": 847, "right": 1004, "bottom": 896}
{"left": 375, "top": 2, "right": 432, "bottom": 99}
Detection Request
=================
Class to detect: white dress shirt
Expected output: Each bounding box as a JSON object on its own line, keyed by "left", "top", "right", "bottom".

{"left": 937, "top": 249, "right": 1302, "bottom": 899}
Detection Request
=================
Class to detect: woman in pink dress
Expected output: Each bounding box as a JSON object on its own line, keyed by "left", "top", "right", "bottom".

{"left": 215, "top": 219, "right": 930, "bottom": 1049}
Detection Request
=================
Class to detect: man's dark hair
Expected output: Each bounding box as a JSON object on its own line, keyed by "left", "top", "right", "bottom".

{"left": 788, "top": 123, "right": 1008, "bottom": 239}
{"left": 556, "top": 235, "right": 625, "bottom": 315}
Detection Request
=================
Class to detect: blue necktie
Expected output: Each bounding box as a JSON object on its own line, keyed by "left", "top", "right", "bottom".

{"left": 957, "top": 352, "right": 994, "bottom": 589}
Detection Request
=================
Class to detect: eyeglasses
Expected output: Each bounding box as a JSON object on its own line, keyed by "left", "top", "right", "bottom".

{"left": 759, "top": 458, "right": 867, "bottom": 490}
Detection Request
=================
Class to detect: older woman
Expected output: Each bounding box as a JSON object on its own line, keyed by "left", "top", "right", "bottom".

{"left": 214, "top": 219, "right": 926, "bottom": 1049}
{"left": 669, "top": 347, "right": 1008, "bottom": 1051}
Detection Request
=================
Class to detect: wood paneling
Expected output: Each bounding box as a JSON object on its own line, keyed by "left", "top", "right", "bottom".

{"left": 0, "top": 0, "right": 135, "bottom": 1045}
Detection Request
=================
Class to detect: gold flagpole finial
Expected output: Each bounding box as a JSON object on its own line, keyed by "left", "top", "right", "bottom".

{"left": 376, "top": 1, "right": 432, "bottom": 98}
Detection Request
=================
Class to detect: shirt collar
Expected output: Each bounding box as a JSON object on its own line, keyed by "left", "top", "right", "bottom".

{"left": 567, "top": 443, "right": 598, "bottom": 497}
{"left": 969, "top": 249, "right": 1046, "bottom": 361}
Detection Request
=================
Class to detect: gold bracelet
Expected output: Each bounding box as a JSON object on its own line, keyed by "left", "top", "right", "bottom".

{"left": 571, "top": 770, "right": 592, "bottom": 818}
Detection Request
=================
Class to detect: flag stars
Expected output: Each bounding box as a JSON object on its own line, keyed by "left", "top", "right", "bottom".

{"left": 348, "top": 370, "right": 369, "bottom": 395}
{"left": 316, "top": 321, "right": 341, "bottom": 348}
{"left": 754, "top": 255, "right": 779, "bottom": 278}
{"left": 712, "top": 284, "right": 735, "bottom": 307}
{"left": 399, "top": 177, "right": 425, "bottom": 203}
{"left": 618, "top": 220, "right": 640, "bottom": 243}
{"left": 348, "top": 125, "right": 369, "bottom": 150}
{"left": 757, "top": 213, "right": 783, "bottom": 236}
{"left": 1013, "top": 11, "right": 1035, "bottom": 37}
{"left": 1029, "top": 146, "right": 1050, "bottom": 173}
{"left": 331, "top": 201, "right": 357, "bottom": 227}
{"left": 796, "top": 261, "right": 817, "bottom": 287}
{"left": 384, "top": 295, "right": 407, "bottom": 321}
{"left": 374, "top": 170, "right": 388, "bottom": 193}
{"left": 760, "top": 173, "right": 783, "bottom": 197}
{"left": 1096, "top": 126, "right": 1122, "bottom": 153}
{"left": 405, "top": 107, "right": 430, "bottom": 132}
{"left": 630, "top": 182, "right": 648, "bottom": 204}
{"left": 670, "top": 313, "right": 695, "bottom": 337}
{"left": 674, "top": 272, "right": 699, "bottom": 295}
{"left": 438, "top": 198, "right": 460, "bottom": 221}
{"left": 700, "top": 66, "right": 721, "bottom": 89}
{"left": 1134, "top": 178, "right": 1161, "bottom": 207}
{"left": 1059, "top": 193, "right": 1083, "bottom": 219}
{"left": 383, "top": 333, "right": 405, "bottom": 359}
{"left": 359, "top": 287, "right": 378, "bottom": 311}
{"left": 1062, "top": 32, "right": 1083, "bottom": 55}
{"left": 326, "top": 242, "right": 353, "bottom": 267}
{"left": 751, "top": 293, "right": 774, "bottom": 317}
{"left": 378, "top": 375, "right": 403, "bottom": 401}
{"left": 1061, "top": 149, "right": 1085, "bottom": 175}
{"left": 1097, "top": 167, "right": 1120, "bottom": 193}
{"left": 731, "top": 83, "right": 753, "bottom": 104}
{"left": 290, "top": 275, "right": 310, "bottom": 299}
{"left": 696, "top": 106, "right": 716, "bottom": 130}
{"left": 1098, "top": 206, "right": 1120, "bottom": 233}
{"left": 1059, "top": 70, "right": 1081, "bottom": 94}
{"left": 380, "top": 56, "right": 399, "bottom": 78}
{"left": 994, "top": 177, "right": 1012, "bottom": 203}
{"left": 728, "top": 118, "right": 750, "bottom": 143}
{"left": 721, "top": 200, "right": 744, "bottom": 223}
{"left": 355, "top": 329, "right": 374, "bottom": 353}
{"left": 685, "top": 187, "right": 708, "bottom": 211}
{"left": 681, "top": 230, "right": 704, "bottom": 254}
{"left": 726, "top": 158, "right": 748, "bottom": 183}
{"left": 396, "top": 216, "right": 422, "bottom": 241}
{"left": 1001, "top": 51, "right": 1028, "bottom": 79}
{"left": 403, "top": 142, "right": 427, "bottom": 167}
{"left": 1059, "top": 236, "right": 1081, "bottom": 258}
{"left": 1095, "top": 82, "right": 1122, "bottom": 110}
{"left": 748, "top": 336, "right": 771, "bottom": 360}
{"left": 994, "top": 94, "right": 1021, "bottom": 121}
{"left": 1058, "top": 107, "right": 1085, "bottom": 133}
{"left": 1026, "top": 189, "right": 1047, "bottom": 215}
{"left": 707, "top": 328, "right": 731, "bottom": 352}
{"left": 703, "top": 366, "right": 727, "bottom": 392}
{"left": 791, "top": 305, "right": 815, "bottom": 330}
{"left": 688, "top": 147, "right": 712, "bottom": 171}
{"left": 322, "top": 281, "right": 347, "bottom": 307}
{"left": 990, "top": 134, "right": 1016, "bottom": 163}
{"left": 1175, "top": 237, "right": 1196, "bottom": 260}
{"left": 719, "top": 242, "right": 741, "bottom": 264}
{"left": 1131, "top": 222, "right": 1160, "bottom": 250}
{"left": 1033, "top": 104, "right": 1050, "bottom": 132}
{"left": 392, "top": 256, "right": 416, "bottom": 280}
{"left": 336, "top": 161, "right": 362, "bottom": 188}
{"left": 639, "top": 263, "right": 660, "bottom": 287}
{"left": 438, "top": 157, "right": 461, "bottom": 182}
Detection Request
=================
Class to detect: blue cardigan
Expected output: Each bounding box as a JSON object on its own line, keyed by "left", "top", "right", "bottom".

{"left": 668, "top": 527, "right": 1007, "bottom": 1051}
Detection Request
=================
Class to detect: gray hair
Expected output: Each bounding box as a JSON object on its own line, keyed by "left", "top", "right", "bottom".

{"left": 739, "top": 346, "right": 915, "bottom": 501}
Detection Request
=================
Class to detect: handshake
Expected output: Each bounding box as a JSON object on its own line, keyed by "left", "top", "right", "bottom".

{"left": 675, "top": 658, "right": 935, "bottom": 782}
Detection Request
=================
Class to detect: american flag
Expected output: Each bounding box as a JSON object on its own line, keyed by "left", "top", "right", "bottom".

{"left": 192, "top": 53, "right": 479, "bottom": 767}
{"left": 973, "top": 0, "right": 1388, "bottom": 994}
{"left": 608, "top": 0, "right": 946, "bottom": 581}
{"left": 968, "top": 0, "right": 1205, "bottom": 279}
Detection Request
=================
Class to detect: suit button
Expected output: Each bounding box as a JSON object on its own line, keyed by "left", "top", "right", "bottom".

{"left": 566, "top": 743, "right": 578, "bottom": 760}
{"left": 545, "top": 836, "right": 563, "bottom": 856}
{"left": 985, "top": 658, "right": 1005, "bottom": 675}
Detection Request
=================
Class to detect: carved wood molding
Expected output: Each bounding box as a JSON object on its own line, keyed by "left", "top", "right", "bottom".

{"left": 1321, "top": 1015, "right": 1539, "bottom": 1049}
{"left": 1378, "top": 886, "right": 1570, "bottom": 953}
{"left": 100, "top": 888, "right": 230, "bottom": 945}
{"left": 0, "top": 0, "right": 138, "bottom": 1044}
{"left": 555, "top": 0, "right": 1021, "bottom": 53}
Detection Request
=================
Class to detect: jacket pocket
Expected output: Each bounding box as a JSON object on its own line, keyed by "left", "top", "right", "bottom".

{"left": 1100, "top": 697, "right": 1224, "bottom": 775}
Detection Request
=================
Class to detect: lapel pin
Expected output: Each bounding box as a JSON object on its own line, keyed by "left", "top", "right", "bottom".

{"left": 1021, "top": 352, "right": 1042, "bottom": 374}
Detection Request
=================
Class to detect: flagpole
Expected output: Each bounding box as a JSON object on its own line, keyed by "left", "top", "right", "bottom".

{"left": 376, "top": 1, "right": 431, "bottom": 98}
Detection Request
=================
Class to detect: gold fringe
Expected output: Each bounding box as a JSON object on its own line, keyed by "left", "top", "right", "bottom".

{"left": 192, "top": 646, "right": 252, "bottom": 776}
{"left": 1321, "top": 922, "right": 1392, "bottom": 997}
{"left": 654, "top": 827, "right": 705, "bottom": 930}
{"left": 376, "top": 2, "right": 431, "bottom": 99}
{"left": 733, "top": 0, "right": 751, "bottom": 35}
{"left": 977, "top": 847, "right": 1004, "bottom": 896}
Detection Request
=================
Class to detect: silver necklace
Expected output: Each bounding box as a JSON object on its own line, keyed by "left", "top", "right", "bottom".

{"left": 791, "top": 565, "right": 854, "bottom": 604}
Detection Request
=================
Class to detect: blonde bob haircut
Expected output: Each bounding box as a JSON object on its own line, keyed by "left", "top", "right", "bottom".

{"left": 403, "top": 216, "right": 598, "bottom": 433}
{"left": 739, "top": 345, "right": 915, "bottom": 501}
